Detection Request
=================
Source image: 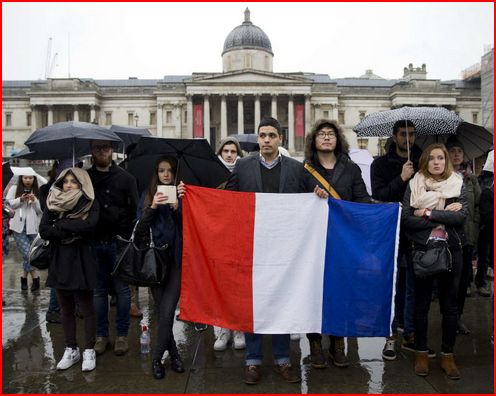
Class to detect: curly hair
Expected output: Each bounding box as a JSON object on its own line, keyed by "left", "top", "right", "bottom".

{"left": 304, "top": 119, "right": 349, "bottom": 162}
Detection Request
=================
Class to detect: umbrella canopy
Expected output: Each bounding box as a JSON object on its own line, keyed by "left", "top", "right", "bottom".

{"left": 109, "top": 125, "right": 151, "bottom": 151}
{"left": 25, "top": 121, "right": 122, "bottom": 162}
{"left": 349, "top": 148, "right": 374, "bottom": 195}
{"left": 414, "top": 122, "right": 494, "bottom": 160}
{"left": 126, "top": 137, "right": 231, "bottom": 193}
{"left": 2, "top": 162, "right": 13, "bottom": 191}
{"left": 230, "top": 133, "right": 259, "bottom": 152}
{"left": 10, "top": 147, "right": 50, "bottom": 160}
{"left": 353, "top": 107, "right": 463, "bottom": 138}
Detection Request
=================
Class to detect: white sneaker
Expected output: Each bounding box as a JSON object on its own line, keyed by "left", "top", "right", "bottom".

{"left": 82, "top": 349, "right": 96, "bottom": 372}
{"left": 57, "top": 347, "right": 80, "bottom": 370}
{"left": 213, "top": 329, "right": 231, "bottom": 351}
{"left": 290, "top": 333, "right": 300, "bottom": 341}
{"left": 233, "top": 331, "right": 246, "bottom": 350}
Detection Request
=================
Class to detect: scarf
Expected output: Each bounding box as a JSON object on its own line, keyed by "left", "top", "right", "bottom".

{"left": 47, "top": 168, "right": 94, "bottom": 220}
{"left": 410, "top": 171, "right": 463, "bottom": 210}
{"left": 218, "top": 155, "right": 238, "bottom": 173}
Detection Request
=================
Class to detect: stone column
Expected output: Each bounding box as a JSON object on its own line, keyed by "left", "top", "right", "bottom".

{"left": 90, "top": 105, "right": 96, "bottom": 123}
{"left": 220, "top": 94, "right": 227, "bottom": 140}
{"left": 288, "top": 95, "right": 295, "bottom": 152}
{"left": 332, "top": 104, "right": 338, "bottom": 121}
{"left": 174, "top": 103, "right": 181, "bottom": 138}
{"left": 254, "top": 94, "right": 261, "bottom": 131}
{"left": 30, "top": 106, "right": 37, "bottom": 132}
{"left": 186, "top": 95, "right": 193, "bottom": 138}
{"left": 271, "top": 94, "right": 278, "bottom": 118}
{"left": 237, "top": 94, "right": 244, "bottom": 134}
{"left": 203, "top": 95, "right": 210, "bottom": 143}
{"left": 73, "top": 106, "right": 79, "bottom": 122}
{"left": 305, "top": 94, "right": 311, "bottom": 134}
{"left": 156, "top": 104, "right": 163, "bottom": 137}
{"left": 48, "top": 106, "right": 54, "bottom": 125}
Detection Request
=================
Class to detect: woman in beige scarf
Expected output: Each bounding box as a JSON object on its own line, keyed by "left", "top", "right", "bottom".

{"left": 402, "top": 143, "right": 467, "bottom": 380}
{"left": 39, "top": 168, "right": 100, "bottom": 373}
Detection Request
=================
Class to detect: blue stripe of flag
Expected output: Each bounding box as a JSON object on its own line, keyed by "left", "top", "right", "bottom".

{"left": 321, "top": 199, "right": 400, "bottom": 337}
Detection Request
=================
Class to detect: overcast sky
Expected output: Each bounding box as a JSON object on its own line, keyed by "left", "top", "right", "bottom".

{"left": 2, "top": 2, "right": 494, "bottom": 81}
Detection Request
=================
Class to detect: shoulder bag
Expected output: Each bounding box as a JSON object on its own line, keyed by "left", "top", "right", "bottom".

{"left": 28, "top": 234, "right": 51, "bottom": 270}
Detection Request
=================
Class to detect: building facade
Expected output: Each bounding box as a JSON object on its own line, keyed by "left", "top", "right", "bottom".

{"left": 2, "top": 9, "right": 486, "bottom": 157}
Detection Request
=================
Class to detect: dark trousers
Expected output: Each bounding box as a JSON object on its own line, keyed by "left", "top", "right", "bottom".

{"left": 413, "top": 248, "right": 462, "bottom": 353}
{"left": 150, "top": 263, "right": 181, "bottom": 361}
{"left": 56, "top": 289, "right": 96, "bottom": 350}
{"left": 457, "top": 245, "right": 473, "bottom": 316}
{"left": 475, "top": 224, "right": 494, "bottom": 288}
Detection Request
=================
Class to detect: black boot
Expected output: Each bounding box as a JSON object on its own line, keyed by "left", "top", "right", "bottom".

{"left": 20, "top": 277, "right": 28, "bottom": 291}
{"left": 170, "top": 354, "right": 185, "bottom": 373}
{"left": 152, "top": 359, "right": 166, "bottom": 379}
{"left": 30, "top": 277, "right": 40, "bottom": 292}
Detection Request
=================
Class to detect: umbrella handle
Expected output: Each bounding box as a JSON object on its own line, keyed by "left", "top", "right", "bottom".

{"left": 405, "top": 120, "right": 410, "bottom": 162}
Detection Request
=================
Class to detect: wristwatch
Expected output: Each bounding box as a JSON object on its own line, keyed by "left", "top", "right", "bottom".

{"left": 422, "top": 208, "right": 432, "bottom": 220}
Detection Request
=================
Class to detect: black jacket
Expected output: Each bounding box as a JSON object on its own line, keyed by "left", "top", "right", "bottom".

{"left": 88, "top": 162, "right": 139, "bottom": 241}
{"left": 401, "top": 183, "right": 467, "bottom": 249}
{"left": 302, "top": 153, "right": 370, "bottom": 203}
{"left": 39, "top": 199, "right": 100, "bottom": 290}
{"left": 225, "top": 155, "right": 304, "bottom": 193}
{"left": 371, "top": 143, "right": 422, "bottom": 202}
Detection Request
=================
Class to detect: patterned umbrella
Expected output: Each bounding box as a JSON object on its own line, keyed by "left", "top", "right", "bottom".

{"left": 353, "top": 106, "right": 463, "bottom": 137}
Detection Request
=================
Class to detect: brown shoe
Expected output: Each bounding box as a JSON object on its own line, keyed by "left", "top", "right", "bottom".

{"left": 329, "top": 336, "right": 349, "bottom": 368}
{"left": 440, "top": 353, "right": 461, "bottom": 380}
{"left": 309, "top": 339, "right": 327, "bottom": 368}
{"left": 114, "top": 336, "right": 129, "bottom": 356}
{"left": 244, "top": 365, "right": 261, "bottom": 385}
{"left": 414, "top": 351, "right": 429, "bottom": 376}
{"left": 94, "top": 336, "right": 109, "bottom": 355}
{"left": 129, "top": 303, "right": 143, "bottom": 318}
{"left": 273, "top": 363, "right": 301, "bottom": 383}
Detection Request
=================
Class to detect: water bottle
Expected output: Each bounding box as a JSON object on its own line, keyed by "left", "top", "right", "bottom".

{"left": 140, "top": 325, "right": 151, "bottom": 354}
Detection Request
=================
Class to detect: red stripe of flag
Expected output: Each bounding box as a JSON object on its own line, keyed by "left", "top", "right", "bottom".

{"left": 180, "top": 185, "right": 255, "bottom": 332}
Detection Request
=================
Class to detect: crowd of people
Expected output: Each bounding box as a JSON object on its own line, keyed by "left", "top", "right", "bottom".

{"left": 2, "top": 116, "right": 493, "bottom": 384}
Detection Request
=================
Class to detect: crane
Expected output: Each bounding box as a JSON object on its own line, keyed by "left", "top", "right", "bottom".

{"left": 44, "top": 37, "right": 58, "bottom": 79}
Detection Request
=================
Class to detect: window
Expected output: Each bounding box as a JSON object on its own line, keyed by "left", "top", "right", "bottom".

{"left": 472, "top": 112, "right": 479, "bottom": 124}
{"left": 338, "top": 111, "right": 345, "bottom": 125}
{"left": 359, "top": 111, "right": 366, "bottom": 121}
{"left": 357, "top": 137, "right": 369, "bottom": 150}
{"left": 5, "top": 113, "right": 12, "bottom": 127}
{"left": 105, "top": 112, "right": 112, "bottom": 125}
{"left": 3, "top": 141, "right": 14, "bottom": 156}
{"left": 323, "top": 110, "right": 329, "bottom": 119}
{"left": 149, "top": 112, "right": 156, "bottom": 125}
{"left": 128, "top": 113, "right": 134, "bottom": 126}
{"left": 166, "top": 111, "right": 172, "bottom": 124}
{"left": 26, "top": 112, "right": 31, "bottom": 127}
{"left": 66, "top": 112, "right": 73, "bottom": 122}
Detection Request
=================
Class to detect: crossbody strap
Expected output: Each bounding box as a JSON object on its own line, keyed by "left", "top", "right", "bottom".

{"left": 304, "top": 162, "right": 342, "bottom": 200}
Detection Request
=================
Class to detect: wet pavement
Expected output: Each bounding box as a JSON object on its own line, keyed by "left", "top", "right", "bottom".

{"left": 2, "top": 247, "right": 494, "bottom": 394}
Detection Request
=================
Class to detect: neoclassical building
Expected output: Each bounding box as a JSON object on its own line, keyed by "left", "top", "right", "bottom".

{"left": 2, "top": 9, "right": 485, "bottom": 157}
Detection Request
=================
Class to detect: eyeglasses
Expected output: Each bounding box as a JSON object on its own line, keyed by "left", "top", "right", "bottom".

{"left": 92, "top": 145, "right": 112, "bottom": 152}
{"left": 316, "top": 132, "right": 337, "bottom": 139}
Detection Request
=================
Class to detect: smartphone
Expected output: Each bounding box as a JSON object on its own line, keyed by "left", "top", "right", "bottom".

{"left": 157, "top": 185, "right": 177, "bottom": 204}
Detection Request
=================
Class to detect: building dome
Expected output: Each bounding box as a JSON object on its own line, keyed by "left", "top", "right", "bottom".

{"left": 222, "top": 8, "right": 273, "bottom": 55}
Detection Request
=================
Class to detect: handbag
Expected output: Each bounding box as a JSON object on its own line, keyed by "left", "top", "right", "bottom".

{"left": 412, "top": 239, "right": 452, "bottom": 278}
{"left": 28, "top": 234, "right": 51, "bottom": 270}
{"left": 111, "top": 225, "right": 170, "bottom": 287}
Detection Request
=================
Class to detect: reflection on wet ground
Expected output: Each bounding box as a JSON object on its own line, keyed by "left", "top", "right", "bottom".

{"left": 2, "top": 248, "right": 494, "bottom": 393}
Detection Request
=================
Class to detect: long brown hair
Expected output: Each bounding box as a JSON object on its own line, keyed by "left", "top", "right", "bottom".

{"left": 418, "top": 143, "right": 454, "bottom": 181}
{"left": 304, "top": 119, "right": 349, "bottom": 162}
{"left": 14, "top": 175, "right": 39, "bottom": 198}
{"left": 143, "top": 156, "right": 177, "bottom": 207}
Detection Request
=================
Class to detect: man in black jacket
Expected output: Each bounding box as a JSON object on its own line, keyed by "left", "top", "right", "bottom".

{"left": 225, "top": 117, "right": 302, "bottom": 385}
{"left": 370, "top": 120, "right": 424, "bottom": 361}
{"left": 88, "top": 140, "right": 139, "bottom": 357}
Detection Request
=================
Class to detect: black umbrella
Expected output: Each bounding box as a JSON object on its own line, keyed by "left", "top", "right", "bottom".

{"left": 353, "top": 106, "right": 463, "bottom": 160}
{"left": 230, "top": 133, "right": 259, "bottom": 152}
{"left": 25, "top": 121, "right": 122, "bottom": 163}
{"left": 2, "top": 162, "right": 13, "bottom": 191}
{"left": 414, "top": 122, "right": 494, "bottom": 160}
{"left": 109, "top": 125, "right": 151, "bottom": 152}
{"left": 10, "top": 148, "right": 50, "bottom": 160}
{"left": 126, "top": 137, "right": 231, "bottom": 193}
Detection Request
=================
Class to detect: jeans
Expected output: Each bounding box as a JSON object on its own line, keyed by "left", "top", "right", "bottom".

{"left": 93, "top": 242, "right": 130, "bottom": 337}
{"left": 245, "top": 333, "right": 290, "bottom": 365}
{"left": 12, "top": 231, "right": 35, "bottom": 272}
{"left": 414, "top": 248, "right": 462, "bottom": 353}
{"left": 48, "top": 288, "right": 60, "bottom": 312}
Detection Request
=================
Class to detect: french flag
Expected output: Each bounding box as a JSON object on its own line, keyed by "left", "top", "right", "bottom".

{"left": 180, "top": 185, "right": 400, "bottom": 337}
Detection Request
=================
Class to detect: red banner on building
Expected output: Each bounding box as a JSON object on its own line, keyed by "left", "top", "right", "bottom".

{"left": 194, "top": 104, "right": 203, "bottom": 138}
{"left": 295, "top": 104, "right": 305, "bottom": 137}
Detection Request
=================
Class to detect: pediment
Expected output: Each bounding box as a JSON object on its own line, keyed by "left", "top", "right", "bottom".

{"left": 187, "top": 70, "right": 311, "bottom": 84}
